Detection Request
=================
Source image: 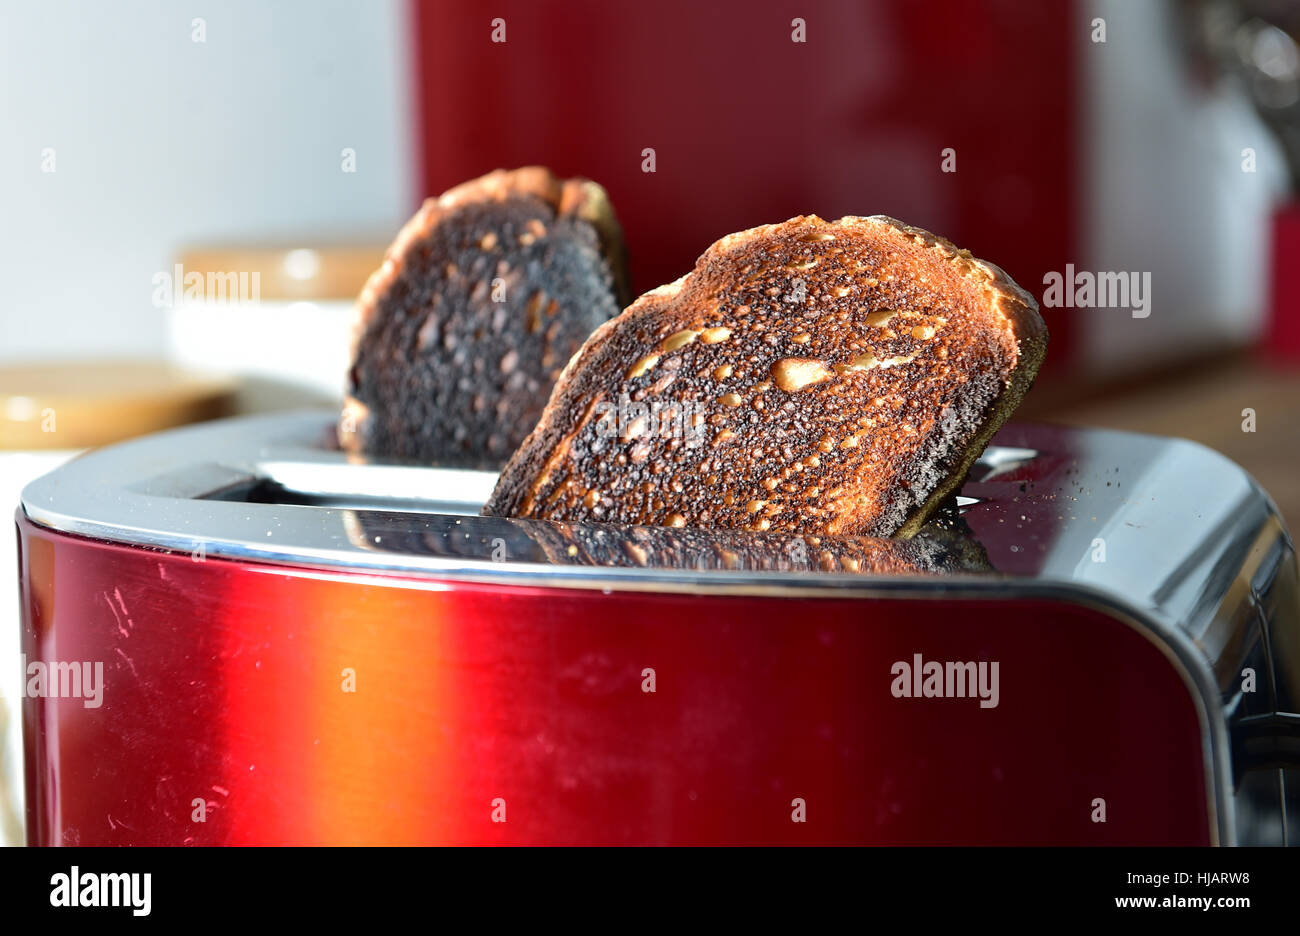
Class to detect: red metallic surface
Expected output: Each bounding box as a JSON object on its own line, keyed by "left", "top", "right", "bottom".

{"left": 1266, "top": 200, "right": 1300, "bottom": 364}
{"left": 19, "top": 514, "right": 1211, "bottom": 845}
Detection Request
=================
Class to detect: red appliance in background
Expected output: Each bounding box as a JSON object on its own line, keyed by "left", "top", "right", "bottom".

{"left": 1267, "top": 203, "right": 1300, "bottom": 362}
{"left": 411, "top": 0, "right": 1079, "bottom": 372}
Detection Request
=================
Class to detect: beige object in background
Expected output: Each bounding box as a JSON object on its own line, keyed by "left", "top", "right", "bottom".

{"left": 176, "top": 245, "right": 388, "bottom": 302}
{"left": 1, "top": 360, "right": 238, "bottom": 846}
{"left": 0, "top": 361, "right": 238, "bottom": 450}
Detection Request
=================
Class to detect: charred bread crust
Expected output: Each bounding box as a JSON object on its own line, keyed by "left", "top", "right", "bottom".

{"left": 483, "top": 214, "right": 1046, "bottom": 538}
{"left": 339, "top": 167, "right": 630, "bottom": 468}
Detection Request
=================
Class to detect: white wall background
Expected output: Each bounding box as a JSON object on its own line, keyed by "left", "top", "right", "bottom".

{"left": 0, "top": 0, "right": 415, "bottom": 362}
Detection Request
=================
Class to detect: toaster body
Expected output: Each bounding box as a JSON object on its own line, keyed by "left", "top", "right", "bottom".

{"left": 16, "top": 412, "right": 1300, "bottom": 845}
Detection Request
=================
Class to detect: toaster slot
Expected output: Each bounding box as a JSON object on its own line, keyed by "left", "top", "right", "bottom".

{"left": 200, "top": 460, "right": 499, "bottom": 516}
{"left": 195, "top": 446, "right": 1031, "bottom": 517}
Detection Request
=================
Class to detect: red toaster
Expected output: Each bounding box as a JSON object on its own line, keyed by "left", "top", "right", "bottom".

{"left": 16, "top": 411, "right": 1300, "bottom": 845}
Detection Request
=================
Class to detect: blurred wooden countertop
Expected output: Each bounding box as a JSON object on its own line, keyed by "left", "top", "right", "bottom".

{"left": 0, "top": 361, "right": 237, "bottom": 450}
{"left": 1019, "top": 351, "right": 1300, "bottom": 535}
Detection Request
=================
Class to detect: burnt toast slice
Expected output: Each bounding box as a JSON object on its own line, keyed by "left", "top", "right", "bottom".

{"left": 483, "top": 214, "right": 1046, "bottom": 538}
{"left": 340, "top": 167, "right": 630, "bottom": 468}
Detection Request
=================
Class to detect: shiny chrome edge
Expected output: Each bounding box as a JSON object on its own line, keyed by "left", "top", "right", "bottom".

{"left": 17, "top": 410, "right": 1025, "bottom": 559}
{"left": 19, "top": 506, "right": 991, "bottom": 588}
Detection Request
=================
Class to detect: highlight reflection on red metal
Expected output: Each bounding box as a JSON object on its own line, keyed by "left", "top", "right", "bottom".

{"left": 19, "top": 513, "right": 1210, "bottom": 845}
